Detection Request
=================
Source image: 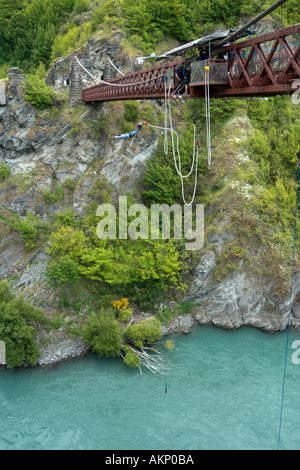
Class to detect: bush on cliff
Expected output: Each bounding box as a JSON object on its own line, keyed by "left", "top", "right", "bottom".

{"left": 0, "top": 280, "right": 46, "bottom": 368}
{"left": 24, "top": 74, "right": 54, "bottom": 109}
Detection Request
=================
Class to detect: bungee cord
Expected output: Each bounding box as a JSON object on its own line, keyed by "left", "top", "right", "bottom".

{"left": 74, "top": 55, "right": 211, "bottom": 204}
{"left": 205, "top": 65, "right": 212, "bottom": 167}
{"left": 145, "top": 76, "right": 199, "bottom": 205}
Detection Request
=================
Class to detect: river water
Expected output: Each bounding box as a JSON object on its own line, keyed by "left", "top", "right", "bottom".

{"left": 0, "top": 326, "right": 299, "bottom": 450}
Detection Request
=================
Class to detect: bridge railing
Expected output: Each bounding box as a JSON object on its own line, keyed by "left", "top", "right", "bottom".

{"left": 190, "top": 60, "right": 228, "bottom": 85}
{"left": 222, "top": 23, "right": 300, "bottom": 91}
{"left": 82, "top": 61, "right": 179, "bottom": 102}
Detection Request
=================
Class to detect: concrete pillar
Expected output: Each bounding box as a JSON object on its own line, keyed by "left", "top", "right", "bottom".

{"left": 7, "top": 68, "right": 25, "bottom": 100}
{"left": 0, "top": 80, "right": 6, "bottom": 106}
{"left": 69, "top": 58, "right": 85, "bottom": 108}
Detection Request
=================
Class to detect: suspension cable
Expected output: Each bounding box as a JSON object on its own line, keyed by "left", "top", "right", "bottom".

{"left": 74, "top": 55, "right": 166, "bottom": 87}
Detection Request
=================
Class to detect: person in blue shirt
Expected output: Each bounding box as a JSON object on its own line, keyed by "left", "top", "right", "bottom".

{"left": 114, "top": 122, "right": 145, "bottom": 139}
{"left": 183, "top": 62, "right": 191, "bottom": 95}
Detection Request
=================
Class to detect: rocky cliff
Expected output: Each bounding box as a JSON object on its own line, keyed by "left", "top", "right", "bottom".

{"left": 0, "top": 30, "right": 299, "bottom": 367}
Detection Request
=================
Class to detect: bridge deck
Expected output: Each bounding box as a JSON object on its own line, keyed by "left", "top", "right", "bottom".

{"left": 81, "top": 23, "right": 300, "bottom": 102}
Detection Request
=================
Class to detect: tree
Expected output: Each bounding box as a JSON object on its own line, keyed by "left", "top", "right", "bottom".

{"left": 0, "top": 280, "right": 45, "bottom": 367}
{"left": 46, "top": 255, "right": 80, "bottom": 287}
{"left": 73, "top": 0, "right": 90, "bottom": 14}
{"left": 81, "top": 309, "right": 167, "bottom": 374}
{"left": 82, "top": 311, "right": 123, "bottom": 358}
{"left": 47, "top": 226, "right": 88, "bottom": 261}
{"left": 24, "top": 74, "right": 55, "bottom": 109}
{"left": 125, "top": 317, "right": 162, "bottom": 348}
{"left": 0, "top": 163, "right": 11, "bottom": 181}
{"left": 31, "top": 24, "right": 56, "bottom": 67}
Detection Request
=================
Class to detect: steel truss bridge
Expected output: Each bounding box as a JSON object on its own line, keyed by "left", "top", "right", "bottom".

{"left": 81, "top": 23, "right": 300, "bottom": 103}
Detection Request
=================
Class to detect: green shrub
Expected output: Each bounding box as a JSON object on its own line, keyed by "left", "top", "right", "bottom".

{"left": 42, "top": 190, "right": 59, "bottom": 204}
{"left": 49, "top": 313, "right": 65, "bottom": 330}
{"left": 42, "top": 185, "right": 64, "bottom": 204}
{"left": 47, "top": 226, "right": 88, "bottom": 261}
{"left": 82, "top": 311, "right": 123, "bottom": 358}
{"left": 8, "top": 213, "right": 45, "bottom": 249}
{"left": 0, "top": 162, "right": 11, "bottom": 181}
{"left": 61, "top": 292, "right": 71, "bottom": 309}
{"left": 46, "top": 255, "right": 80, "bottom": 287}
{"left": 73, "top": 0, "right": 90, "bottom": 13}
{"left": 179, "top": 300, "right": 195, "bottom": 314}
{"left": 0, "top": 280, "right": 45, "bottom": 368}
{"left": 24, "top": 74, "right": 54, "bottom": 109}
{"left": 117, "top": 308, "right": 133, "bottom": 322}
{"left": 124, "top": 101, "right": 140, "bottom": 123}
{"left": 62, "top": 178, "right": 77, "bottom": 192}
{"left": 54, "top": 209, "right": 77, "bottom": 227}
{"left": 0, "top": 63, "right": 8, "bottom": 79}
{"left": 123, "top": 346, "right": 141, "bottom": 368}
{"left": 51, "top": 26, "right": 81, "bottom": 60}
{"left": 125, "top": 317, "right": 162, "bottom": 348}
{"left": 34, "top": 62, "right": 47, "bottom": 79}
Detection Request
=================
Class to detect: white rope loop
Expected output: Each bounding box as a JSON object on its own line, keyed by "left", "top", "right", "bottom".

{"left": 146, "top": 75, "right": 199, "bottom": 205}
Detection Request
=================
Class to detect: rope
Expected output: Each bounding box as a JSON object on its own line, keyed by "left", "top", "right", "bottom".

{"left": 171, "top": 81, "right": 185, "bottom": 97}
{"left": 75, "top": 57, "right": 200, "bottom": 204}
{"left": 277, "top": 146, "right": 300, "bottom": 450}
{"left": 145, "top": 74, "right": 199, "bottom": 205}
{"left": 205, "top": 65, "right": 212, "bottom": 166}
{"left": 161, "top": 226, "right": 167, "bottom": 395}
{"left": 164, "top": 78, "right": 168, "bottom": 155}
{"left": 107, "top": 56, "right": 124, "bottom": 76}
{"left": 145, "top": 119, "right": 199, "bottom": 206}
{"left": 74, "top": 55, "right": 166, "bottom": 87}
{"left": 152, "top": 85, "right": 157, "bottom": 205}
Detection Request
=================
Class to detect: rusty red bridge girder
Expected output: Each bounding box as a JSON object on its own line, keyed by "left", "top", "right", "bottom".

{"left": 82, "top": 23, "right": 300, "bottom": 102}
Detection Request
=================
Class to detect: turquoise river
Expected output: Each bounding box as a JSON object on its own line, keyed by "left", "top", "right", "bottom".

{"left": 0, "top": 326, "right": 300, "bottom": 450}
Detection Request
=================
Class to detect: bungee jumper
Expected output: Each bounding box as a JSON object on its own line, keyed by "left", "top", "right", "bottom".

{"left": 113, "top": 122, "right": 148, "bottom": 140}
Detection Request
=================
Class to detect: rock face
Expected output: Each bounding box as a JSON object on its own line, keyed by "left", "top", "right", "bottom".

{"left": 182, "top": 113, "right": 300, "bottom": 334}
{"left": 37, "top": 337, "right": 88, "bottom": 366}
{"left": 185, "top": 250, "right": 296, "bottom": 332}
{"left": 0, "top": 62, "right": 154, "bottom": 217}
{"left": 46, "top": 31, "right": 140, "bottom": 96}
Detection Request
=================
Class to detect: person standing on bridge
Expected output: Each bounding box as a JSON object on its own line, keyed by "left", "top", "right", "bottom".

{"left": 175, "top": 63, "right": 185, "bottom": 97}
{"left": 183, "top": 61, "right": 191, "bottom": 95}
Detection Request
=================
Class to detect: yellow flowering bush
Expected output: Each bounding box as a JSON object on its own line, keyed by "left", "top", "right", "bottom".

{"left": 112, "top": 298, "right": 129, "bottom": 310}
{"left": 112, "top": 298, "right": 132, "bottom": 322}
